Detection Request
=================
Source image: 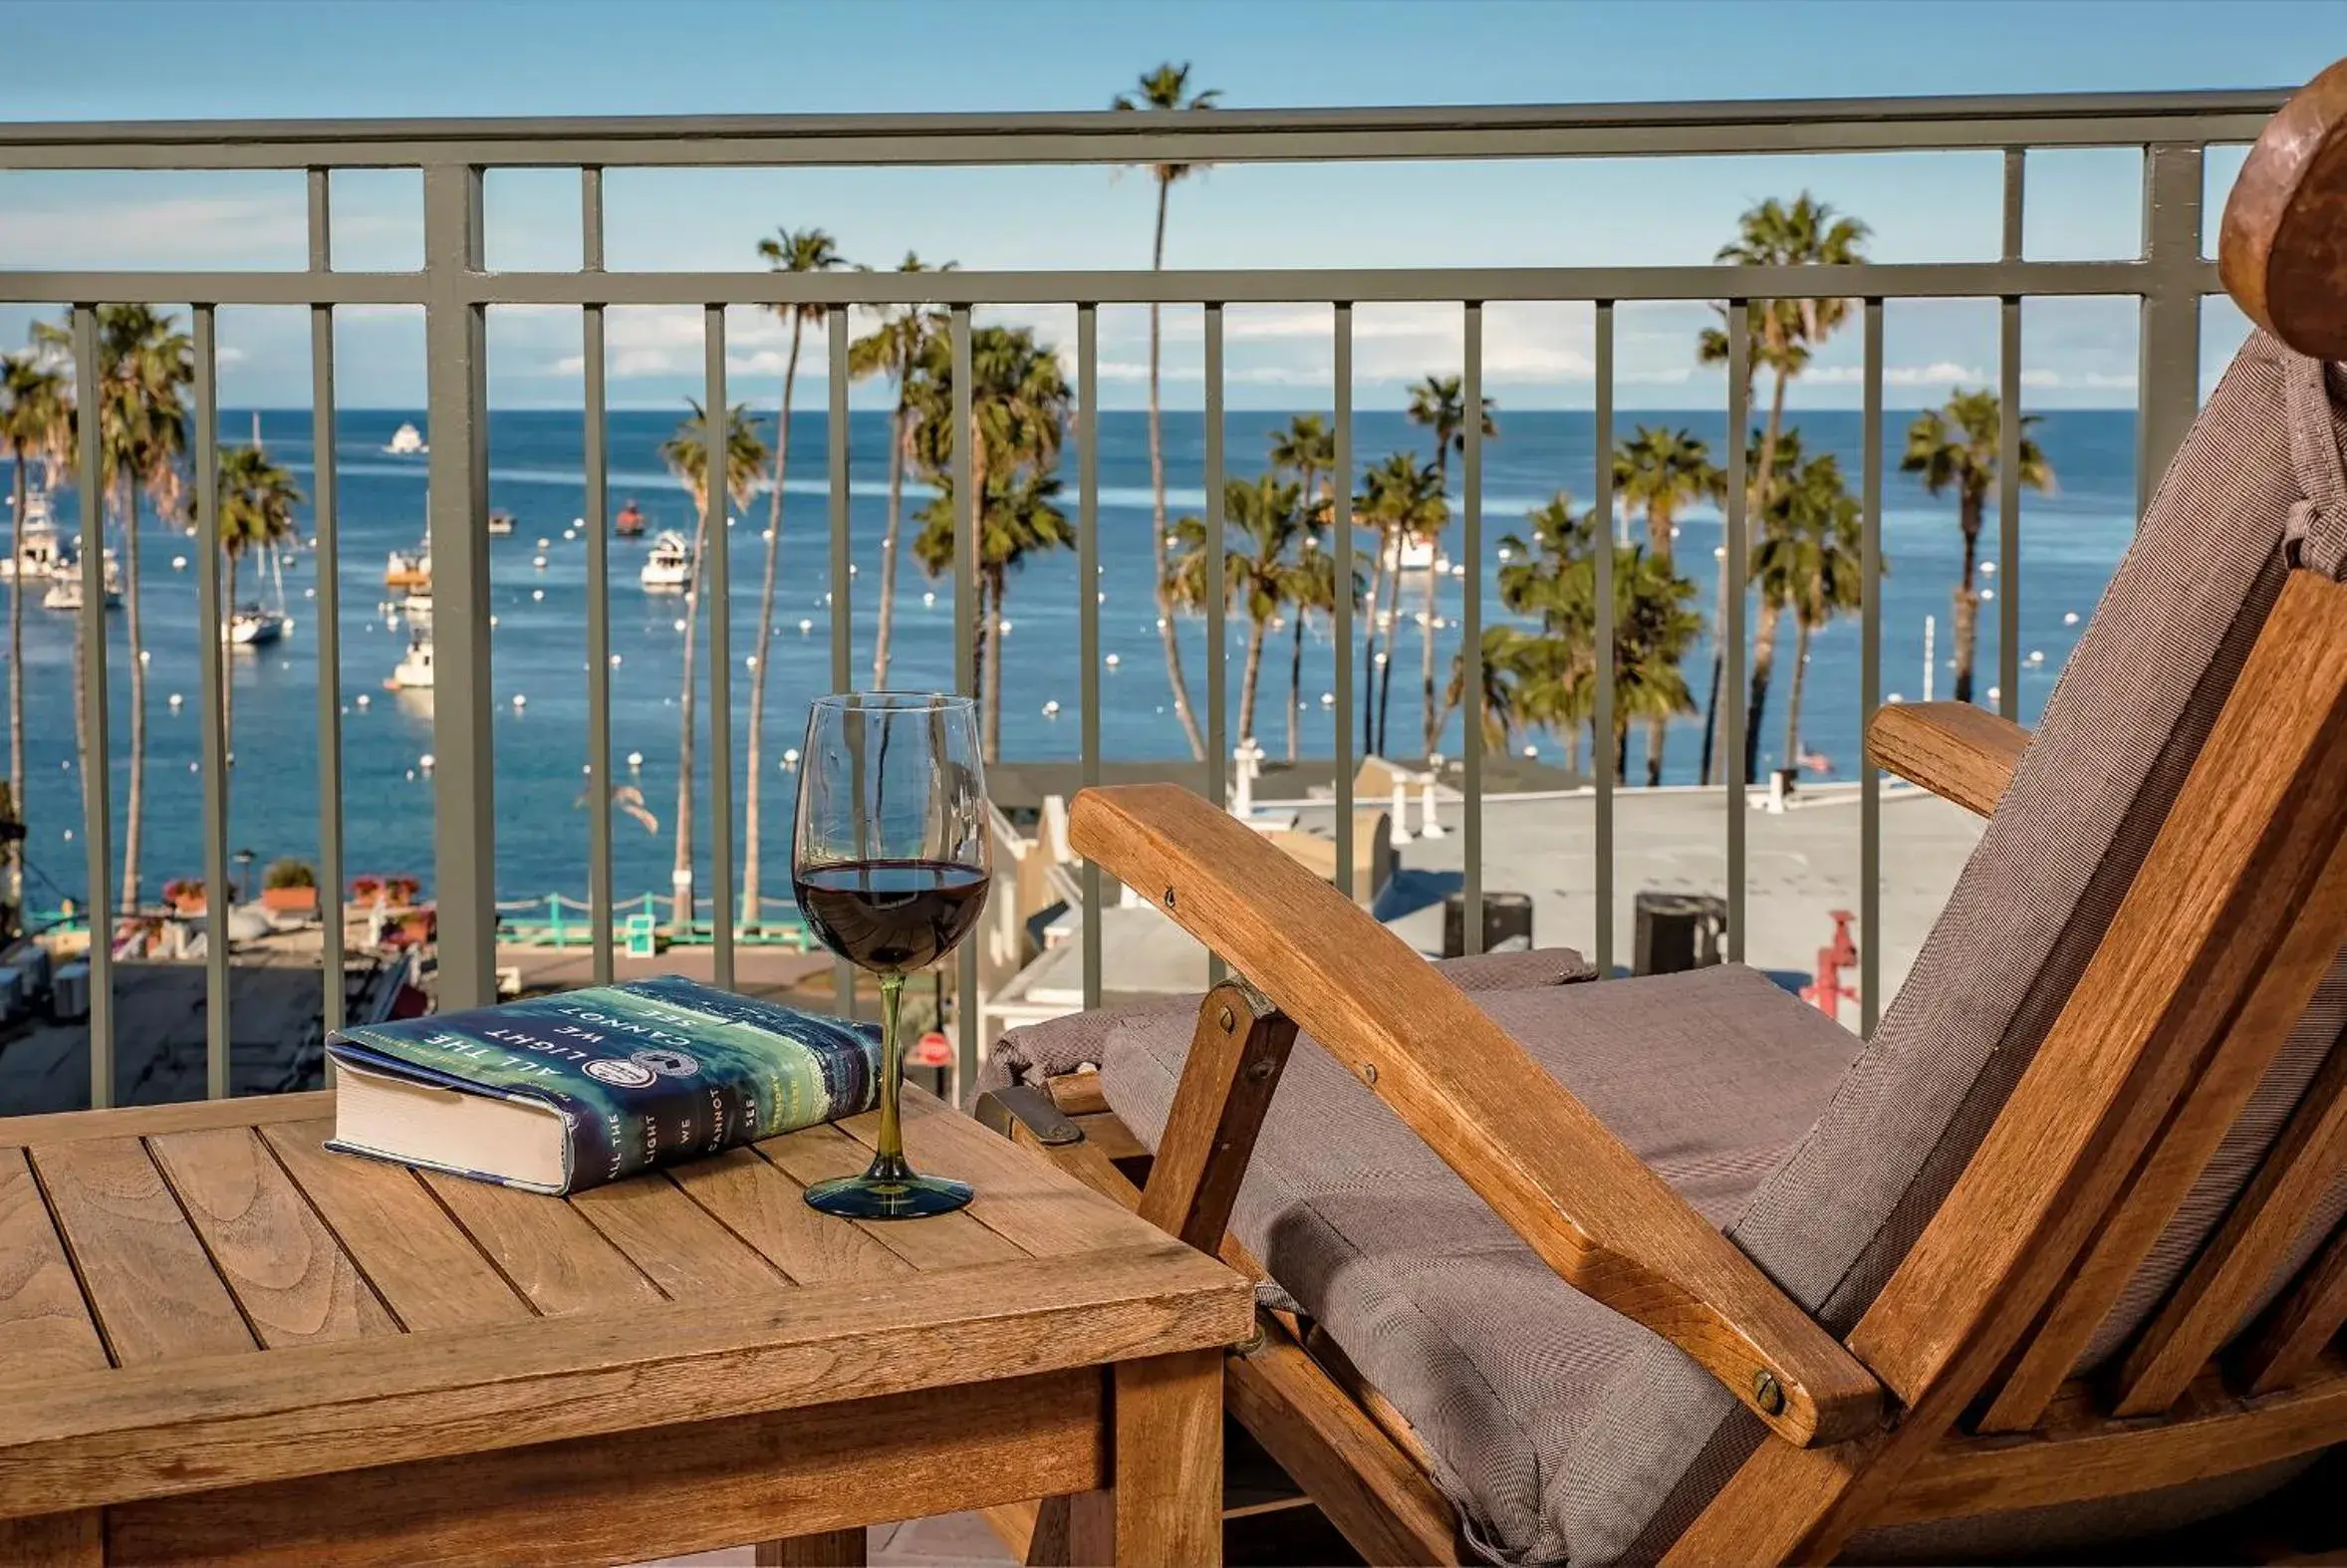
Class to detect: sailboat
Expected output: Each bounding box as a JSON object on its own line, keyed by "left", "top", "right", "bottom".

{"left": 230, "top": 538, "right": 294, "bottom": 648}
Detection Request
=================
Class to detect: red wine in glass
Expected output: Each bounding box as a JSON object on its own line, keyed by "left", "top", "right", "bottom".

{"left": 792, "top": 860, "right": 991, "bottom": 975}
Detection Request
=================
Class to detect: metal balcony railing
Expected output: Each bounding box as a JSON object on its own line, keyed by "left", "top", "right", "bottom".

{"left": 0, "top": 87, "right": 2285, "bottom": 1103}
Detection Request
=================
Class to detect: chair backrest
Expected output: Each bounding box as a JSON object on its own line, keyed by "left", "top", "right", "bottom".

{"left": 1566, "top": 124, "right": 2347, "bottom": 1561}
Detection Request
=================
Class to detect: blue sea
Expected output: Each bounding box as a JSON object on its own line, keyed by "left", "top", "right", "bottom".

{"left": 6, "top": 404, "right": 2139, "bottom": 913}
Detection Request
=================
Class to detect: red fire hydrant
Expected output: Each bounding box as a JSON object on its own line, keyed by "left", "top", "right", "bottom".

{"left": 1801, "top": 909, "right": 1861, "bottom": 1023}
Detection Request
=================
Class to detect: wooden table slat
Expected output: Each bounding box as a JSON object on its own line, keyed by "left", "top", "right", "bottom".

{"left": 420, "top": 1170, "right": 664, "bottom": 1314}
{"left": 667, "top": 1148, "right": 913, "bottom": 1286}
{"left": 569, "top": 1171, "right": 792, "bottom": 1300}
{"left": 29, "top": 1138, "right": 258, "bottom": 1367}
{"left": 258, "top": 1122, "right": 534, "bottom": 1332}
{"left": 0, "top": 1094, "right": 335, "bottom": 1151}
{"left": 145, "top": 1128, "right": 401, "bottom": 1348}
{"left": 757, "top": 1126, "right": 1025, "bottom": 1271}
{"left": 0, "top": 1149, "right": 111, "bottom": 1381}
{"left": 840, "top": 1091, "right": 1159, "bottom": 1259}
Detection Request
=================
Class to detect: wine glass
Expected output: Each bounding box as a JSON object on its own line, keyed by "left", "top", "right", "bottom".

{"left": 792, "top": 692, "right": 991, "bottom": 1218}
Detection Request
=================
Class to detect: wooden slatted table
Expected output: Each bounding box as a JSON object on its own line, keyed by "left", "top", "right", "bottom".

{"left": 0, "top": 1085, "right": 1250, "bottom": 1567}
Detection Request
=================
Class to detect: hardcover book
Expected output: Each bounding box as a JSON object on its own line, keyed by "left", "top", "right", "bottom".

{"left": 326, "top": 975, "right": 882, "bottom": 1194}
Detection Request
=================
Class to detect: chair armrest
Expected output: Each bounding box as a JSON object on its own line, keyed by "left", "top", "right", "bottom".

{"left": 1069, "top": 783, "right": 1885, "bottom": 1447}
{"left": 1867, "top": 701, "right": 2031, "bottom": 816}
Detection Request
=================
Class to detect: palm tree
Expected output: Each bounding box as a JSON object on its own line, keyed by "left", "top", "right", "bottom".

{"left": 0, "top": 353, "right": 72, "bottom": 831}
{"left": 906, "top": 324, "right": 1074, "bottom": 758}
{"left": 1901, "top": 389, "right": 2055, "bottom": 706}
{"left": 68, "top": 306, "right": 191, "bottom": 912}
{"left": 1353, "top": 452, "right": 1444, "bottom": 757}
{"left": 212, "top": 444, "right": 302, "bottom": 759}
{"left": 660, "top": 401, "right": 770, "bottom": 927}
{"left": 1611, "top": 425, "right": 1720, "bottom": 784}
{"left": 743, "top": 226, "right": 846, "bottom": 929}
{"left": 1405, "top": 374, "right": 1498, "bottom": 752}
{"left": 1267, "top": 415, "right": 1339, "bottom": 760}
{"left": 1749, "top": 448, "right": 1864, "bottom": 769}
{"left": 1115, "top": 61, "right": 1220, "bottom": 763}
{"left": 848, "top": 253, "right": 953, "bottom": 690}
{"left": 1694, "top": 193, "right": 1869, "bottom": 783}
{"left": 1170, "top": 473, "right": 1310, "bottom": 746}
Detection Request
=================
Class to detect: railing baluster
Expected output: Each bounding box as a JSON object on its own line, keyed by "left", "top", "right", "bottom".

{"left": 1461, "top": 301, "right": 1484, "bottom": 955}
{"left": 1078, "top": 303, "right": 1102, "bottom": 1011}
{"left": 71, "top": 304, "right": 114, "bottom": 1109}
{"left": 1332, "top": 305, "right": 1354, "bottom": 902}
{"left": 582, "top": 166, "right": 614, "bottom": 988}
{"left": 421, "top": 163, "right": 496, "bottom": 1010}
{"left": 1592, "top": 300, "right": 1615, "bottom": 977}
{"left": 1861, "top": 298, "right": 1885, "bottom": 1037}
{"left": 701, "top": 306, "right": 735, "bottom": 991}
{"left": 1723, "top": 301, "right": 1749, "bottom": 964}
{"left": 950, "top": 305, "right": 976, "bottom": 1091}
{"left": 192, "top": 305, "right": 230, "bottom": 1100}
{"left": 308, "top": 168, "right": 347, "bottom": 1046}
{"left": 828, "top": 304, "right": 854, "bottom": 1016}
{"left": 2137, "top": 141, "right": 2204, "bottom": 515}
{"left": 1204, "top": 303, "right": 1226, "bottom": 986}
{"left": 1999, "top": 149, "right": 2024, "bottom": 721}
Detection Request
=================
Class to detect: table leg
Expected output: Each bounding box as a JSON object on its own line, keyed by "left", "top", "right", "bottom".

{"left": 0, "top": 1509, "right": 103, "bottom": 1567}
{"left": 1034, "top": 1349, "right": 1222, "bottom": 1567}
{"left": 754, "top": 1527, "right": 867, "bottom": 1566}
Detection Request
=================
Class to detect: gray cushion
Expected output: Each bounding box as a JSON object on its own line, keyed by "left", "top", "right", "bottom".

{"left": 1576, "top": 330, "right": 2347, "bottom": 1564}
{"left": 1093, "top": 963, "right": 1859, "bottom": 1565}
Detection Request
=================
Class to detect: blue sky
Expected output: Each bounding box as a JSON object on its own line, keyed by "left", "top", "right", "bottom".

{"left": 2, "top": 0, "right": 2340, "bottom": 408}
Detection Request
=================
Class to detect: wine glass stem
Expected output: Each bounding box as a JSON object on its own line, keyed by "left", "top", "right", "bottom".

{"left": 869, "top": 972, "right": 910, "bottom": 1176}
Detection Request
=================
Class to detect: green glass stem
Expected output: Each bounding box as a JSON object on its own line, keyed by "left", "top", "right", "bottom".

{"left": 868, "top": 971, "right": 908, "bottom": 1172}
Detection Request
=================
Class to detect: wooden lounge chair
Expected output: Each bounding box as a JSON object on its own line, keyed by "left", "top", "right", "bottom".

{"left": 977, "top": 61, "right": 2347, "bottom": 1567}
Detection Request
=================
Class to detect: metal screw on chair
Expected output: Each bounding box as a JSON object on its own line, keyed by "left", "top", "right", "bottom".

{"left": 1217, "top": 1004, "right": 1235, "bottom": 1032}
{"left": 1360, "top": 1062, "right": 1378, "bottom": 1086}
{"left": 1164, "top": 887, "right": 1177, "bottom": 911}
{"left": 1752, "top": 1370, "right": 1785, "bottom": 1415}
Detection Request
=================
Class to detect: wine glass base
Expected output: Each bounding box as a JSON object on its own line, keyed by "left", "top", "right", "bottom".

{"left": 803, "top": 1171, "right": 975, "bottom": 1220}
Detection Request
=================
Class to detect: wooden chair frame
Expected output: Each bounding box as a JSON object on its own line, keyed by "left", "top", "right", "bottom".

{"left": 981, "top": 573, "right": 2347, "bottom": 1564}
{"left": 975, "top": 62, "right": 2347, "bottom": 1563}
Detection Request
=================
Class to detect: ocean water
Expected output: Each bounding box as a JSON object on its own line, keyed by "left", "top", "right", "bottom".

{"left": 4, "top": 404, "right": 2139, "bottom": 911}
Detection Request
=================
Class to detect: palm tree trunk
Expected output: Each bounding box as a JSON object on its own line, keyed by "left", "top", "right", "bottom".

{"left": 1148, "top": 180, "right": 1206, "bottom": 761}
{"left": 1743, "top": 596, "right": 1784, "bottom": 786}
{"left": 9, "top": 457, "right": 25, "bottom": 828}
{"left": 120, "top": 488, "right": 144, "bottom": 913}
{"left": 1418, "top": 565, "right": 1439, "bottom": 753}
{"left": 1370, "top": 549, "right": 1389, "bottom": 755}
{"left": 1699, "top": 541, "right": 1727, "bottom": 786}
{"left": 1286, "top": 614, "right": 1305, "bottom": 762}
{"left": 980, "top": 570, "right": 1003, "bottom": 762}
{"left": 671, "top": 505, "right": 709, "bottom": 927}
{"left": 1783, "top": 616, "right": 1811, "bottom": 767}
{"left": 742, "top": 321, "right": 803, "bottom": 930}
{"left": 1239, "top": 619, "right": 1266, "bottom": 744}
{"left": 1953, "top": 493, "right": 1983, "bottom": 705}
{"left": 1360, "top": 542, "right": 1385, "bottom": 750}
{"left": 1701, "top": 357, "right": 1791, "bottom": 787}
{"left": 871, "top": 398, "right": 910, "bottom": 687}
{"left": 1644, "top": 500, "right": 1670, "bottom": 787}
{"left": 222, "top": 552, "right": 237, "bottom": 764}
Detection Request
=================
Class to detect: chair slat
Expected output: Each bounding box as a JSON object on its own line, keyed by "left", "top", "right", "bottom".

{"left": 2115, "top": 1043, "right": 2347, "bottom": 1413}
{"left": 1979, "top": 843, "right": 2347, "bottom": 1431}
{"left": 2238, "top": 1219, "right": 2347, "bottom": 1395}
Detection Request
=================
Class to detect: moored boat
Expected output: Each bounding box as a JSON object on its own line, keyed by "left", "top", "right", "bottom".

{"left": 230, "top": 608, "right": 290, "bottom": 647}
{"left": 1, "top": 489, "right": 63, "bottom": 582}
{"left": 640, "top": 530, "right": 693, "bottom": 592}
{"left": 487, "top": 509, "right": 515, "bottom": 536}
{"left": 615, "top": 499, "right": 646, "bottom": 537}
{"left": 385, "top": 546, "right": 430, "bottom": 590}
{"left": 389, "top": 637, "right": 433, "bottom": 689}
{"left": 385, "top": 422, "right": 427, "bottom": 456}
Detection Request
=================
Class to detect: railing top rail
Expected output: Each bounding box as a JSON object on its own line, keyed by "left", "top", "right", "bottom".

{"left": 0, "top": 88, "right": 2286, "bottom": 170}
